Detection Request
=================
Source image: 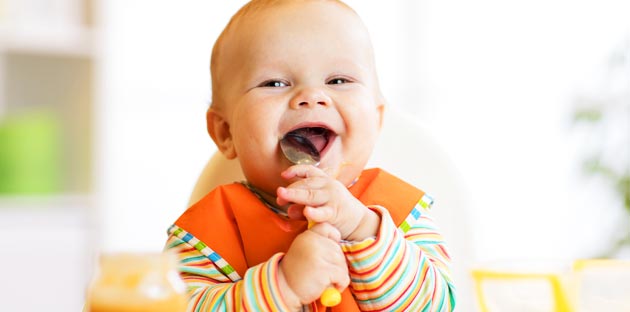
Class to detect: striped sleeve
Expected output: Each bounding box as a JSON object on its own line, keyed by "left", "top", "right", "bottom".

{"left": 165, "top": 227, "right": 303, "bottom": 312}
{"left": 340, "top": 201, "right": 456, "bottom": 311}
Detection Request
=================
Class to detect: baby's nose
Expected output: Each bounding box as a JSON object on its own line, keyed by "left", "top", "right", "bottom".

{"left": 289, "top": 87, "right": 331, "bottom": 108}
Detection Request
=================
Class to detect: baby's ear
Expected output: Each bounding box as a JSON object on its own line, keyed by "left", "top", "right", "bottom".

{"left": 206, "top": 107, "right": 237, "bottom": 159}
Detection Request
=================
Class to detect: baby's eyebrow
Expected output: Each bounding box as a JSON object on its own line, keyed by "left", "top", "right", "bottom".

{"left": 328, "top": 58, "right": 371, "bottom": 73}
{"left": 246, "top": 62, "right": 292, "bottom": 77}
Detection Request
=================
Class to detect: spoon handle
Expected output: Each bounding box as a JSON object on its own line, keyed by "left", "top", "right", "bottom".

{"left": 307, "top": 221, "right": 342, "bottom": 307}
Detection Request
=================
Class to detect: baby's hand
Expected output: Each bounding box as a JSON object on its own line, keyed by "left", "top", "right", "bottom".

{"left": 278, "top": 222, "right": 349, "bottom": 309}
{"left": 276, "top": 165, "right": 381, "bottom": 241}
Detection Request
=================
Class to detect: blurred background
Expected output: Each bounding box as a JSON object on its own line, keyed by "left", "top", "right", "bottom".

{"left": 0, "top": 0, "right": 627, "bottom": 310}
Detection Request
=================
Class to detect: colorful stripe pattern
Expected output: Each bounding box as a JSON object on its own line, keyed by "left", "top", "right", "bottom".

{"left": 165, "top": 196, "right": 455, "bottom": 311}
{"left": 400, "top": 194, "right": 434, "bottom": 234}
{"left": 341, "top": 205, "right": 455, "bottom": 311}
{"left": 167, "top": 224, "right": 241, "bottom": 282}
{"left": 165, "top": 236, "right": 298, "bottom": 311}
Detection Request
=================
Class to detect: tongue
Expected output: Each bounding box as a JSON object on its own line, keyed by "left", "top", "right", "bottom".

{"left": 291, "top": 128, "right": 328, "bottom": 153}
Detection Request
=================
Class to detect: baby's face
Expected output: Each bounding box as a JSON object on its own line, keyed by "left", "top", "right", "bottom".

{"left": 212, "top": 1, "right": 383, "bottom": 195}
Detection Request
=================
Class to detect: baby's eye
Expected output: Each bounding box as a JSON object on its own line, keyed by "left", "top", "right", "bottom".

{"left": 259, "top": 80, "right": 289, "bottom": 88}
{"left": 327, "top": 77, "right": 350, "bottom": 85}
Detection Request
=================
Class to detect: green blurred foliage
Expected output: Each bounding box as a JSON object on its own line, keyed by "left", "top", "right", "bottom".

{"left": 573, "top": 39, "right": 630, "bottom": 258}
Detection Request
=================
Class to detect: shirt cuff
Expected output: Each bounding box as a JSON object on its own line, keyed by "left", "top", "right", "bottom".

{"left": 339, "top": 205, "right": 397, "bottom": 272}
{"left": 244, "top": 252, "right": 295, "bottom": 311}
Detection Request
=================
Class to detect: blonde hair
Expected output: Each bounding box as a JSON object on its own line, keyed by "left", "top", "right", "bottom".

{"left": 209, "top": 0, "right": 356, "bottom": 108}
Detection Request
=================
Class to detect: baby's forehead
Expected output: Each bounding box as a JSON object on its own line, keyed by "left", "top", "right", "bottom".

{"left": 227, "top": 0, "right": 362, "bottom": 38}
{"left": 233, "top": 0, "right": 355, "bottom": 21}
{"left": 216, "top": 0, "right": 373, "bottom": 63}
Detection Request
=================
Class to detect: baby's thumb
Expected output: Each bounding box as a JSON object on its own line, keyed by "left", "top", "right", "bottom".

{"left": 308, "top": 222, "right": 341, "bottom": 242}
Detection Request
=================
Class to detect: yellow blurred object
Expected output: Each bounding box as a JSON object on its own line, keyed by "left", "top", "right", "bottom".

{"left": 472, "top": 259, "right": 630, "bottom": 312}
{"left": 320, "top": 286, "right": 343, "bottom": 307}
{"left": 572, "top": 259, "right": 630, "bottom": 311}
{"left": 472, "top": 267, "right": 572, "bottom": 312}
{"left": 85, "top": 252, "right": 187, "bottom": 312}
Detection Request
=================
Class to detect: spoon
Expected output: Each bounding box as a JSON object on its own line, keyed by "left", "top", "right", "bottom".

{"left": 280, "top": 132, "right": 321, "bottom": 165}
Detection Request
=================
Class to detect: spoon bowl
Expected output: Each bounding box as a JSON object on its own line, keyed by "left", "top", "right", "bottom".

{"left": 280, "top": 133, "right": 321, "bottom": 166}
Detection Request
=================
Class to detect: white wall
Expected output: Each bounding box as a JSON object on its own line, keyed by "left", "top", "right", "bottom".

{"left": 95, "top": 1, "right": 242, "bottom": 252}
{"left": 411, "top": 0, "right": 630, "bottom": 262}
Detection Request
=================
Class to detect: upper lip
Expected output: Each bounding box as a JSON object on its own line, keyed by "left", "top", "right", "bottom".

{"left": 283, "top": 122, "right": 337, "bottom": 135}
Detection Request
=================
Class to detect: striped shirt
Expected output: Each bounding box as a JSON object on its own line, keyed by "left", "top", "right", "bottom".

{"left": 165, "top": 201, "right": 455, "bottom": 311}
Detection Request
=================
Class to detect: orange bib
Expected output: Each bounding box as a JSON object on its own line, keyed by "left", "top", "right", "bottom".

{"left": 175, "top": 168, "right": 425, "bottom": 311}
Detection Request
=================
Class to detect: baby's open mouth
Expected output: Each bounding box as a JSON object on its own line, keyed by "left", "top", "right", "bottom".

{"left": 281, "top": 127, "right": 334, "bottom": 163}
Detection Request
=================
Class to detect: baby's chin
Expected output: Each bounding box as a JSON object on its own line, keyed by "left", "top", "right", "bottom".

{"left": 315, "top": 147, "right": 366, "bottom": 186}
{"left": 316, "top": 159, "right": 362, "bottom": 188}
{"left": 332, "top": 161, "right": 364, "bottom": 188}
{"left": 241, "top": 166, "right": 285, "bottom": 193}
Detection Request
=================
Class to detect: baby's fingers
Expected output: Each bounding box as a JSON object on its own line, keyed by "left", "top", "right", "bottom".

{"left": 277, "top": 186, "right": 329, "bottom": 207}
{"left": 308, "top": 222, "right": 341, "bottom": 242}
{"left": 332, "top": 270, "right": 350, "bottom": 291}
{"left": 281, "top": 165, "right": 328, "bottom": 180}
{"left": 304, "top": 206, "right": 335, "bottom": 224}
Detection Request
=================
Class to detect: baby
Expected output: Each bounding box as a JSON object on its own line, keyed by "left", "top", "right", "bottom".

{"left": 165, "top": 0, "right": 455, "bottom": 311}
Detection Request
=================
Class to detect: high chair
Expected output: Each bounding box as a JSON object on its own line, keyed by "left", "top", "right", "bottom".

{"left": 188, "top": 107, "right": 476, "bottom": 310}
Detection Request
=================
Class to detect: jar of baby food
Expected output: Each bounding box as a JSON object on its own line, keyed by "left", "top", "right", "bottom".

{"left": 85, "top": 252, "right": 187, "bottom": 312}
